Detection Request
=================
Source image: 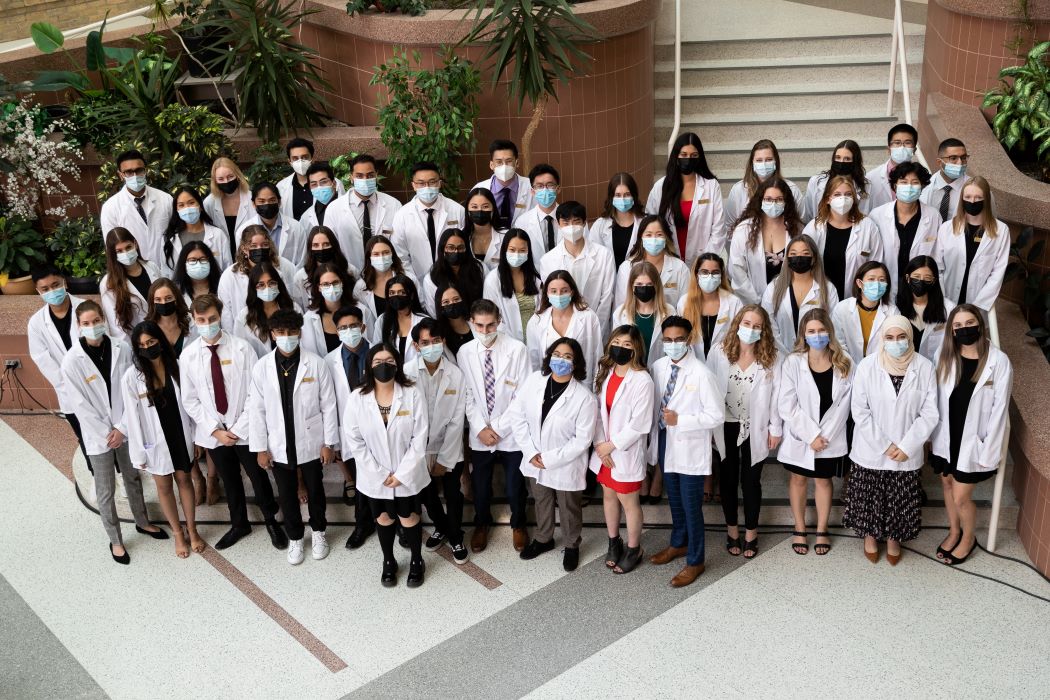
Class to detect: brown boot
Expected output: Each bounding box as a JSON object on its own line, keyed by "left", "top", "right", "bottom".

{"left": 649, "top": 545, "right": 687, "bottom": 566}
{"left": 470, "top": 525, "right": 489, "bottom": 553}
{"left": 670, "top": 563, "right": 705, "bottom": 588}
{"left": 206, "top": 474, "right": 221, "bottom": 506}
{"left": 512, "top": 527, "right": 528, "bottom": 552}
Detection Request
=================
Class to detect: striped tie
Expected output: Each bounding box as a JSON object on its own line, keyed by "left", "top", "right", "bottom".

{"left": 483, "top": 348, "right": 496, "bottom": 415}
{"left": 659, "top": 363, "right": 680, "bottom": 429}
{"left": 939, "top": 185, "right": 951, "bottom": 221}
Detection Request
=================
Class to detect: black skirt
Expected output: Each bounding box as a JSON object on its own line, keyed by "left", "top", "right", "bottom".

{"left": 842, "top": 463, "right": 922, "bottom": 541}
{"left": 783, "top": 456, "right": 842, "bottom": 480}
{"left": 930, "top": 455, "right": 996, "bottom": 484}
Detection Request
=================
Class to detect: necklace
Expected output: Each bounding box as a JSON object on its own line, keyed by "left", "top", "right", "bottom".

{"left": 547, "top": 378, "right": 568, "bottom": 399}
{"left": 278, "top": 357, "right": 296, "bottom": 377}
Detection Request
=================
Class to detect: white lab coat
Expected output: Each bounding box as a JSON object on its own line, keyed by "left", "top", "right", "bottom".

{"left": 868, "top": 201, "right": 942, "bottom": 283}
{"left": 612, "top": 254, "right": 691, "bottom": 311}
{"left": 525, "top": 306, "right": 603, "bottom": 388}
{"left": 849, "top": 352, "right": 939, "bottom": 471}
{"left": 831, "top": 297, "right": 898, "bottom": 363}
{"left": 510, "top": 372, "right": 596, "bottom": 490}
{"left": 760, "top": 278, "right": 840, "bottom": 353}
{"left": 920, "top": 169, "right": 965, "bottom": 220}
{"left": 707, "top": 346, "right": 784, "bottom": 465}
{"left": 482, "top": 268, "right": 541, "bottom": 343}
{"left": 276, "top": 172, "right": 346, "bottom": 222}
{"left": 99, "top": 185, "right": 172, "bottom": 266}
{"left": 320, "top": 190, "right": 401, "bottom": 273}
{"left": 235, "top": 213, "right": 307, "bottom": 267}
{"left": 647, "top": 353, "right": 724, "bottom": 475}
{"left": 538, "top": 239, "right": 617, "bottom": 335}
{"left": 246, "top": 349, "right": 339, "bottom": 465}
{"left": 864, "top": 159, "right": 897, "bottom": 210}
{"left": 232, "top": 303, "right": 303, "bottom": 359}
{"left": 802, "top": 217, "right": 884, "bottom": 297}
{"left": 300, "top": 303, "right": 376, "bottom": 360}
{"left": 511, "top": 205, "right": 560, "bottom": 256}
{"left": 931, "top": 346, "right": 1012, "bottom": 475}
{"left": 457, "top": 334, "right": 530, "bottom": 452}
{"left": 611, "top": 303, "right": 675, "bottom": 364}
{"left": 216, "top": 257, "right": 298, "bottom": 333}
{"left": 27, "top": 296, "right": 85, "bottom": 413}
{"left": 161, "top": 223, "right": 231, "bottom": 277}
{"left": 723, "top": 177, "right": 803, "bottom": 237}
{"left": 389, "top": 195, "right": 466, "bottom": 281}
{"left": 323, "top": 341, "right": 370, "bottom": 453}
{"left": 99, "top": 260, "right": 164, "bottom": 341}
{"left": 473, "top": 174, "right": 535, "bottom": 225}
{"left": 936, "top": 218, "right": 1010, "bottom": 311}
{"left": 202, "top": 190, "right": 254, "bottom": 244}
{"left": 802, "top": 172, "right": 874, "bottom": 222}
{"left": 777, "top": 352, "right": 854, "bottom": 471}
{"left": 676, "top": 289, "right": 745, "bottom": 360}
{"left": 121, "top": 367, "right": 195, "bottom": 476}
{"left": 908, "top": 297, "right": 956, "bottom": 363}
{"left": 60, "top": 337, "right": 132, "bottom": 455}
{"left": 645, "top": 175, "right": 726, "bottom": 263}
{"left": 179, "top": 332, "right": 257, "bottom": 449}
{"left": 728, "top": 219, "right": 791, "bottom": 305}
{"left": 378, "top": 312, "right": 429, "bottom": 365}
{"left": 589, "top": 368, "right": 655, "bottom": 482}
{"left": 588, "top": 215, "right": 642, "bottom": 259}
{"left": 405, "top": 355, "right": 467, "bottom": 467}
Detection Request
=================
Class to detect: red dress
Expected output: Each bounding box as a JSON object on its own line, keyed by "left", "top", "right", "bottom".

{"left": 676, "top": 199, "right": 693, "bottom": 258}
{"left": 597, "top": 372, "right": 642, "bottom": 494}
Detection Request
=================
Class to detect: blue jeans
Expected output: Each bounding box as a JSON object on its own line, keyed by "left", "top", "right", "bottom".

{"left": 659, "top": 429, "right": 706, "bottom": 566}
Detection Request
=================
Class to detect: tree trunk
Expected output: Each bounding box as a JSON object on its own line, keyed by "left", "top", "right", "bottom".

{"left": 520, "top": 93, "right": 549, "bottom": 173}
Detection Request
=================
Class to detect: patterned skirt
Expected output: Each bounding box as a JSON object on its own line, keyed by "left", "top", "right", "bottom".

{"left": 842, "top": 463, "right": 922, "bottom": 542}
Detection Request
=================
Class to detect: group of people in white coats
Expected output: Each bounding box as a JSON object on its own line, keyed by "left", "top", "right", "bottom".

{"left": 28, "top": 122, "right": 1013, "bottom": 583}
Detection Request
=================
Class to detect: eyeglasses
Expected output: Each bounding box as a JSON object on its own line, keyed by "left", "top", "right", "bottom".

{"left": 889, "top": 139, "right": 915, "bottom": 148}
{"left": 942, "top": 155, "right": 969, "bottom": 164}
{"left": 533, "top": 184, "right": 558, "bottom": 191}
{"left": 413, "top": 179, "right": 441, "bottom": 188}
{"left": 121, "top": 167, "right": 147, "bottom": 177}
{"left": 762, "top": 198, "right": 785, "bottom": 205}
{"left": 551, "top": 351, "right": 574, "bottom": 360}
{"left": 336, "top": 323, "right": 362, "bottom": 332}
{"left": 309, "top": 178, "right": 333, "bottom": 188}
{"left": 444, "top": 245, "right": 467, "bottom": 254}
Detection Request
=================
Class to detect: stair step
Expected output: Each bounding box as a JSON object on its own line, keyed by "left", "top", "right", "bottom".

{"left": 654, "top": 61, "right": 922, "bottom": 90}
{"left": 653, "top": 116, "right": 902, "bottom": 146}
{"left": 654, "top": 51, "right": 924, "bottom": 72}
{"left": 654, "top": 32, "right": 925, "bottom": 62}
{"left": 655, "top": 90, "right": 920, "bottom": 119}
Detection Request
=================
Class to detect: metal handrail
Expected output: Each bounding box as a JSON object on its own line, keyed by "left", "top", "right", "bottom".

{"left": 986, "top": 304, "right": 1008, "bottom": 552}
{"left": 665, "top": 0, "right": 682, "bottom": 160}
{"left": 885, "top": 0, "right": 912, "bottom": 125}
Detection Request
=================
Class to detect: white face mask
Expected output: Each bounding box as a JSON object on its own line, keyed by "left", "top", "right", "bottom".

{"left": 124, "top": 174, "right": 146, "bottom": 192}
{"left": 476, "top": 330, "right": 498, "bottom": 347}
{"left": 698, "top": 273, "right": 721, "bottom": 294}
{"left": 560, "top": 224, "right": 585, "bottom": 243}
{"left": 116, "top": 250, "right": 138, "bottom": 267}
{"left": 752, "top": 161, "right": 777, "bottom": 179}
{"left": 291, "top": 159, "right": 312, "bottom": 176}
{"left": 829, "top": 196, "right": 853, "bottom": 216}
{"left": 370, "top": 254, "right": 393, "bottom": 272}
{"left": 416, "top": 186, "right": 440, "bottom": 204}
{"left": 494, "top": 163, "right": 516, "bottom": 181}
{"left": 505, "top": 251, "right": 528, "bottom": 268}
{"left": 275, "top": 335, "right": 300, "bottom": 353}
{"left": 338, "top": 327, "right": 362, "bottom": 348}
{"left": 890, "top": 146, "right": 914, "bottom": 164}
{"left": 80, "top": 324, "right": 106, "bottom": 341}
{"left": 662, "top": 341, "right": 688, "bottom": 361}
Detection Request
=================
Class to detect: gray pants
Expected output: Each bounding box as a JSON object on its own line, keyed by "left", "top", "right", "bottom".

{"left": 529, "top": 479, "right": 583, "bottom": 549}
{"left": 89, "top": 444, "right": 150, "bottom": 545}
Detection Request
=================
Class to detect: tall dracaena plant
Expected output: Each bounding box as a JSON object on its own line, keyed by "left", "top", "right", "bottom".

{"left": 460, "top": 0, "right": 596, "bottom": 171}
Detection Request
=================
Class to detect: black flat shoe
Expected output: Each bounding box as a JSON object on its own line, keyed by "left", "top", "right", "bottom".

{"left": 605, "top": 536, "right": 624, "bottom": 568}
{"left": 520, "top": 538, "right": 556, "bottom": 560}
{"left": 407, "top": 559, "right": 425, "bottom": 588}
{"left": 345, "top": 524, "right": 374, "bottom": 550}
{"left": 136, "top": 525, "right": 169, "bottom": 540}
{"left": 562, "top": 547, "right": 580, "bottom": 572}
{"left": 266, "top": 521, "right": 289, "bottom": 550}
{"left": 944, "top": 540, "right": 976, "bottom": 566}
{"left": 381, "top": 559, "right": 399, "bottom": 587}
{"left": 110, "top": 543, "right": 130, "bottom": 565}
{"left": 215, "top": 526, "right": 252, "bottom": 551}
{"left": 936, "top": 533, "right": 961, "bottom": 560}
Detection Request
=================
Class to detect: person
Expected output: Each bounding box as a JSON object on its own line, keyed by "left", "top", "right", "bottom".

{"left": 235, "top": 182, "right": 306, "bottom": 266}
{"left": 514, "top": 163, "right": 563, "bottom": 255}
{"left": 936, "top": 176, "right": 1010, "bottom": 311}
{"left": 526, "top": 270, "right": 602, "bottom": 388}
{"left": 707, "top": 305, "right": 782, "bottom": 559}
{"left": 865, "top": 123, "right": 920, "bottom": 209}
{"left": 723, "top": 139, "right": 804, "bottom": 236}
{"left": 180, "top": 295, "right": 288, "bottom": 551}
{"left": 235, "top": 262, "right": 300, "bottom": 358}
{"left": 931, "top": 304, "right": 1012, "bottom": 565}
{"left": 290, "top": 225, "right": 355, "bottom": 309}
{"left": 390, "top": 161, "right": 466, "bottom": 281}
{"left": 831, "top": 261, "right": 897, "bottom": 364}
{"left": 472, "top": 138, "right": 534, "bottom": 228}
{"left": 483, "top": 229, "right": 542, "bottom": 343}
{"left": 844, "top": 315, "right": 938, "bottom": 565}
{"left": 122, "top": 320, "right": 204, "bottom": 558}
{"left": 247, "top": 309, "right": 339, "bottom": 565}
{"left": 422, "top": 228, "right": 486, "bottom": 317}
{"left": 868, "top": 161, "right": 942, "bottom": 285}
{"left": 216, "top": 225, "right": 298, "bottom": 331}
{"left": 298, "top": 162, "right": 340, "bottom": 233}
{"left": 896, "top": 255, "right": 954, "bottom": 362}
{"left": 343, "top": 343, "right": 430, "bottom": 586}
{"left": 100, "top": 227, "right": 163, "bottom": 340}
{"left": 778, "top": 308, "right": 854, "bottom": 557}
{"left": 321, "top": 154, "right": 401, "bottom": 271}
{"left": 590, "top": 172, "right": 645, "bottom": 268}
{"left": 202, "top": 157, "right": 254, "bottom": 260}
{"left": 458, "top": 299, "right": 531, "bottom": 553}
{"left": 62, "top": 301, "right": 166, "bottom": 563}
{"left": 802, "top": 140, "right": 871, "bottom": 221}
{"left": 173, "top": 241, "right": 221, "bottom": 303}
{"left": 302, "top": 263, "right": 371, "bottom": 358}
{"left": 679, "top": 253, "right": 744, "bottom": 360}
{"left": 378, "top": 275, "right": 430, "bottom": 365}
{"left": 801, "top": 175, "right": 884, "bottom": 300}
{"left": 591, "top": 326, "right": 654, "bottom": 574}
{"left": 354, "top": 235, "right": 417, "bottom": 334}
{"left": 645, "top": 132, "right": 724, "bottom": 264}
{"left": 728, "top": 177, "right": 805, "bottom": 304}
{"left": 276, "top": 137, "right": 345, "bottom": 222}
{"left": 145, "top": 278, "right": 194, "bottom": 356}
{"left": 761, "top": 235, "right": 839, "bottom": 352}
{"left": 613, "top": 214, "right": 691, "bottom": 312}
{"left": 510, "top": 337, "right": 597, "bottom": 571}
{"left": 538, "top": 200, "right": 616, "bottom": 334}
{"left": 647, "top": 316, "right": 723, "bottom": 587}
{"left": 462, "top": 187, "right": 508, "bottom": 273}
{"left": 405, "top": 318, "right": 470, "bottom": 564}
{"left": 28, "top": 265, "right": 86, "bottom": 458}
{"left": 163, "top": 186, "right": 230, "bottom": 276}
{"left": 99, "top": 149, "right": 172, "bottom": 265}
{"left": 921, "top": 137, "right": 971, "bottom": 220}
{"left": 611, "top": 261, "right": 675, "bottom": 363}
{"left": 434, "top": 284, "right": 476, "bottom": 356}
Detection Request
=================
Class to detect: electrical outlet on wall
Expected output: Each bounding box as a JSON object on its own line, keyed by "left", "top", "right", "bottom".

{"left": 4, "top": 359, "right": 21, "bottom": 369}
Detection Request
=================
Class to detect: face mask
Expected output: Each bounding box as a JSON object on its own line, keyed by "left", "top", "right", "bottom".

{"left": 186, "top": 260, "right": 211, "bottom": 280}
{"left": 248, "top": 248, "right": 269, "bottom": 264}
{"left": 388, "top": 295, "right": 410, "bottom": 312}
{"left": 338, "top": 326, "right": 362, "bottom": 348}
{"left": 116, "top": 250, "right": 138, "bottom": 267}
{"left": 943, "top": 163, "right": 966, "bottom": 180}
{"left": 698, "top": 273, "right": 721, "bottom": 293}
{"left": 196, "top": 321, "right": 221, "bottom": 340}
{"left": 372, "top": 362, "right": 396, "bottom": 383}
{"left": 534, "top": 188, "right": 556, "bottom": 208}
{"left": 896, "top": 183, "right": 922, "bottom": 203}
{"left": 663, "top": 341, "right": 688, "bottom": 361}
{"left": 275, "top": 335, "right": 300, "bottom": 354}
{"left": 442, "top": 301, "right": 468, "bottom": 320}
{"left": 312, "top": 248, "right": 334, "bottom": 264}
{"left": 505, "top": 251, "right": 528, "bottom": 268}
{"left": 908, "top": 278, "right": 932, "bottom": 296}
{"left": 737, "top": 326, "right": 762, "bottom": 345}
{"left": 320, "top": 284, "right": 343, "bottom": 303}
{"left": 416, "top": 186, "right": 440, "bottom": 204}
{"left": 218, "top": 180, "right": 239, "bottom": 195}
{"left": 155, "top": 301, "right": 177, "bottom": 317}
{"left": 370, "top": 254, "right": 393, "bottom": 272}
{"left": 441, "top": 251, "right": 463, "bottom": 267}
{"left": 312, "top": 186, "right": 335, "bottom": 206}
{"left": 831, "top": 161, "right": 853, "bottom": 176}
{"left": 761, "top": 200, "right": 785, "bottom": 218}
{"left": 476, "top": 330, "right": 498, "bottom": 347}
{"left": 548, "top": 293, "right": 571, "bottom": 310}
{"left": 829, "top": 196, "right": 854, "bottom": 215}
{"left": 353, "top": 178, "right": 377, "bottom": 197}
{"left": 494, "top": 164, "right": 516, "bottom": 182}
{"left": 469, "top": 210, "right": 493, "bottom": 227}
{"left": 890, "top": 146, "right": 914, "bottom": 164}
{"left": 963, "top": 200, "right": 985, "bottom": 216}
{"left": 291, "top": 159, "right": 312, "bottom": 176}
{"left": 861, "top": 280, "right": 888, "bottom": 302}
{"left": 642, "top": 237, "right": 666, "bottom": 255}
{"left": 41, "top": 287, "right": 67, "bottom": 306}
{"left": 805, "top": 333, "right": 830, "bottom": 350}
{"left": 257, "top": 285, "right": 279, "bottom": 302}
{"left": 549, "top": 356, "right": 573, "bottom": 377}
{"left": 560, "top": 224, "right": 584, "bottom": 243}
{"left": 612, "top": 196, "right": 634, "bottom": 213}
{"left": 884, "top": 339, "right": 909, "bottom": 358}
{"left": 178, "top": 207, "right": 201, "bottom": 225}
{"left": 752, "top": 161, "right": 777, "bottom": 179}
{"left": 787, "top": 255, "right": 813, "bottom": 273}
{"left": 81, "top": 324, "right": 106, "bottom": 341}
{"left": 609, "top": 345, "right": 633, "bottom": 366}
{"left": 139, "top": 344, "right": 162, "bottom": 360}
{"left": 256, "top": 203, "right": 279, "bottom": 220}
{"left": 633, "top": 284, "right": 656, "bottom": 303}
{"left": 954, "top": 326, "right": 981, "bottom": 346}
{"left": 677, "top": 158, "right": 698, "bottom": 175}
{"left": 124, "top": 174, "right": 146, "bottom": 192}
{"left": 420, "top": 343, "right": 445, "bottom": 363}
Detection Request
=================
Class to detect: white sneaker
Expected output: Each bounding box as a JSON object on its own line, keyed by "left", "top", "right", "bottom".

{"left": 312, "top": 530, "right": 330, "bottom": 560}
{"left": 287, "top": 539, "right": 305, "bottom": 565}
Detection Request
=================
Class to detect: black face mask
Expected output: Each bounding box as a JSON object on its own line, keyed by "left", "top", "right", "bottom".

{"left": 609, "top": 345, "right": 634, "bottom": 366}
{"left": 442, "top": 301, "right": 468, "bottom": 320}
{"left": 372, "top": 363, "right": 396, "bottom": 383}
{"left": 312, "top": 248, "right": 334, "bottom": 264}
{"left": 954, "top": 326, "right": 981, "bottom": 346}
{"left": 469, "top": 210, "right": 492, "bottom": 227}
{"left": 155, "top": 301, "right": 177, "bottom": 317}
{"left": 139, "top": 344, "right": 162, "bottom": 360}
{"left": 218, "top": 180, "right": 240, "bottom": 195}
{"left": 677, "top": 157, "right": 698, "bottom": 175}
{"left": 248, "top": 248, "right": 269, "bottom": 264}
{"left": 445, "top": 251, "right": 466, "bottom": 266}
{"left": 256, "top": 203, "right": 280, "bottom": 220}
{"left": 831, "top": 161, "right": 853, "bottom": 176}
{"left": 963, "top": 200, "right": 985, "bottom": 216}
{"left": 909, "top": 278, "right": 932, "bottom": 296}
{"left": 633, "top": 284, "right": 656, "bottom": 303}
{"left": 388, "top": 295, "right": 410, "bottom": 311}
{"left": 787, "top": 255, "right": 814, "bottom": 273}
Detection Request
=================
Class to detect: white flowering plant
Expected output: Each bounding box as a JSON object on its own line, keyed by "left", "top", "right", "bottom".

{"left": 0, "top": 97, "right": 83, "bottom": 221}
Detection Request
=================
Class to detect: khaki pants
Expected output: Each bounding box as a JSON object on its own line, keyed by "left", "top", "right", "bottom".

{"left": 529, "top": 479, "right": 582, "bottom": 548}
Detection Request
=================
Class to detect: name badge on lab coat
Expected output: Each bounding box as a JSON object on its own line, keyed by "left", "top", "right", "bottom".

{"left": 444, "top": 389, "right": 458, "bottom": 395}
{"left": 301, "top": 377, "right": 315, "bottom": 383}
{"left": 504, "top": 379, "right": 517, "bottom": 387}
{"left": 396, "top": 409, "right": 411, "bottom": 416}
{"left": 84, "top": 374, "right": 98, "bottom": 383}
{"left": 221, "top": 359, "right": 232, "bottom": 365}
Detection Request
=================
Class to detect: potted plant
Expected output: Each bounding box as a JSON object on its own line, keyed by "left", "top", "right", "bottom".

{"left": 47, "top": 216, "right": 105, "bottom": 294}
{"left": 0, "top": 215, "right": 47, "bottom": 294}
{"left": 982, "top": 40, "right": 1050, "bottom": 183}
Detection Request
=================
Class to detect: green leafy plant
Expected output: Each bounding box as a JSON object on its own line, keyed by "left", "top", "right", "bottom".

{"left": 330, "top": 151, "right": 362, "bottom": 190}
{"left": 371, "top": 47, "right": 480, "bottom": 195}
{"left": 982, "top": 40, "right": 1050, "bottom": 167}
{"left": 1004, "top": 225, "right": 1050, "bottom": 359}
{"left": 46, "top": 216, "right": 105, "bottom": 278}
{"left": 0, "top": 215, "right": 46, "bottom": 277}
{"left": 244, "top": 142, "right": 290, "bottom": 186}
{"left": 346, "top": 0, "right": 428, "bottom": 16}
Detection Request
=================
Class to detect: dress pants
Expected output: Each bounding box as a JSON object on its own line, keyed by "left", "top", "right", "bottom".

{"left": 272, "top": 460, "right": 326, "bottom": 540}
{"left": 88, "top": 443, "right": 151, "bottom": 545}
{"left": 209, "top": 444, "right": 279, "bottom": 530}
{"left": 471, "top": 449, "right": 526, "bottom": 528}
{"left": 659, "top": 429, "right": 706, "bottom": 566}
{"left": 529, "top": 479, "right": 582, "bottom": 548}
{"left": 422, "top": 460, "right": 465, "bottom": 544}
{"left": 719, "top": 421, "right": 763, "bottom": 530}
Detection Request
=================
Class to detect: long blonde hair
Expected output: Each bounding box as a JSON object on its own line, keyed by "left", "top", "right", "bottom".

{"left": 791, "top": 308, "right": 852, "bottom": 378}
{"left": 950, "top": 176, "right": 998, "bottom": 236}
{"left": 936, "top": 303, "right": 991, "bottom": 384}
{"left": 721, "top": 304, "right": 778, "bottom": 369}
{"left": 816, "top": 174, "right": 864, "bottom": 225}
{"left": 771, "top": 234, "right": 833, "bottom": 311}
{"left": 594, "top": 325, "right": 647, "bottom": 392}
{"left": 209, "top": 157, "right": 249, "bottom": 199}
{"left": 623, "top": 261, "right": 669, "bottom": 323}
{"left": 680, "top": 253, "right": 731, "bottom": 344}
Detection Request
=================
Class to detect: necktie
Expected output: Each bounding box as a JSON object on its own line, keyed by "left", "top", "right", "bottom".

{"left": 659, "top": 363, "right": 680, "bottom": 429}
{"left": 425, "top": 208, "right": 437, "bottom": 260}
{"left": 499, "top": 188, "right": 513, "bottom": 228}
{"left": 344, "top": 350, "right": 360, "bottom": 389}
{"left": 361, "top": 199, "right": 372, "bottom": 245}
{"left": 483, "top": 348, "right": 496, "bottom": 415}
{"left": 208, "top": 344, "right": 229, "bottom": 416}
{"left": 134, "top": 195, "right": 147, "bottom": 224}
{"left": 545, "top": 215, "right": 555, "bottom": 252}
{"left": 939, "top": 185, "right": 951, "bottom": 221}
{"left": 316, "top": 202, "right": 326, "bottom": 227}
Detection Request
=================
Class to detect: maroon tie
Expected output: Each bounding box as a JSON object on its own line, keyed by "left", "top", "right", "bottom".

{"left": 208, "top": 344, "right": 228, "bottom": 415}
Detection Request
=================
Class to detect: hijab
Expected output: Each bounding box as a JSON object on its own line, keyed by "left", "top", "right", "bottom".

{"left": 878, "top": 314, "right": 915, "bottom": 376}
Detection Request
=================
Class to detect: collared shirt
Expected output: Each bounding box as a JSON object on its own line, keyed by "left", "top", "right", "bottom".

{"left": 275, "top": 349, "right": 300, "bottom": 468}
{"left": 415, "top": 356, "right": 445, "bottom": 410}
{"left": 340, "top": 339, "right": 370, "bottom": 390}
{"left": 352, "top": 193, "right": 376, "bottom": 230}
{"left": 261, "top": 214, "right": 286, "bottom": 251}
{"left": 490, "top": 175, "right": 518, "bottom": 207}
{"left": 291, "top": 176, "right": 312, "bottom": 221}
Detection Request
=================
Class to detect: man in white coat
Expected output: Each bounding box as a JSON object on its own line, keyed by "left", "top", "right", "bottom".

{"left": 473, "top": 138, "right": 535, "bottom": 228}
{"left": 319, "top": 154, "right": 402, "bottom": 273}
{"left": 864, "top": 123, "right": 919, "bottom": 210}
{"left": 248, "top": 309, "right": 339, "bottom": 565}
{"left": 514, "top": 163, "right": 562, "bottom": 255}
{"left": 99, "top": 149, "right": 172, "bottom": 266}
{"left": 390, "top": 161, "right": 465, "bottom": 281}
{"left": 296, "top": 162, "right": 340, "bottom": 234}
{"left": 277, "top": 137, "right": 346, "bottom": 222}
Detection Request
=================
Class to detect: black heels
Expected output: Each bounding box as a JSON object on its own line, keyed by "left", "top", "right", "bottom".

{"left": 110, "top": 543, "right": 130, "bottom": 565}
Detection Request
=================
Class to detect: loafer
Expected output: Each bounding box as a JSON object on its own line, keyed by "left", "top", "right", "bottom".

{"left": 562, "top": 547, "right": 580, "bottom": 571}
{"left": 110, "top": 543, "right": 130, "bottom": 565}
{"left": 512, "top": 527, "right": 528, "bottom": 552}
{"left": 266, "top": 521, "right": 289, "bottom": 550}
{"left": 470, "top": 526, "right": 489, "bottom": 553}
{"left": 345, "top": 524, "right": 374, "bottom": 550}
{"left": 215, "top": 526, "right": 252, "bottom": 551}
{"left": 406, "top": 559, "right": 425, "bottom": 588}
{"left": 136, "top": 525, "right": 169, "bottom": 540}
{"left": 649, "top": 545, "right": 687, "bottom": 566}
{"left": 381, "top": 559, "right": 398, "bottom": 587}
{"left": 670, "top": 563, "right": 705, "bottom": 588}
{"left": 520, "top": 538, "right": 555, "bottom": 560}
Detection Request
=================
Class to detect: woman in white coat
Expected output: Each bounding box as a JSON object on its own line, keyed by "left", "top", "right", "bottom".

{"left": 344, "top": 343, "right": 431, "bottom": 587}
{"left": 590, "top": 172, "right": 645, "bottom": 269}
{"left": 202, "top": 157, "right": 254, "bottom": 260}
{"left": 761, "top": 235, "right": 839, "bottom": 353}
{"left": 728, "top": 177, "right": 805, "bottom": 305}
{"left": 290, "top": 225, "right": 355, "bottom": 309}
{"left": 708, "top": 305, "right": 782, "bottom": 559}
{"left": 101, "top": 227, "right": 163, "bottom": 341}
{"left": 378, "top": 275, "right": 431, "bottom": 366}
{"left": 234, "top": 262, "right": 301, "bottom": 358}
{"left": 895, "top": 255, "right": 955, "bottom": 363}
{"left": 779, "top": 308, "right": 854, "bottom": 557}
{"left": 936, "top": 176, "right": 1010, "bottom": 312}
{"left": 122, "top": 320, "right": 204, "bottom": 559}
{"left": 723, "top": 139, "right": 804, "bottom": 238}
{"left": 353, "top": 235, "right": 418, "bottom": 342}
{"left": 301, "top": 263, "right": 372, "bottom": 358}
{"left": 801, "top": 140, "right": 872, "bottom": 221}
{"left": 483, "top": 229, "right": 542, "bottom": 343}
{"left": 234, "top": 182, "right": 306, "bottom": 267}
{"left": 162, "top": 186, "right": 231, "bottom": 276}
{"left": 931, "top": 304, "right": 1012, "bottom": 566}
{"left": 612, "top": 215, "right": 691, "bottom": 311}
{"left": 867, "top": 162, "right": 942, "bottom": 286}
{"left": 843, "top": 316, "right": 939, "bottom": 565}
{"left": 611, "top": 261, "right": 675, "bottom": 363}
{"left": 510, "top": 337, "right": 597, "bottom": 572}
{"left": 217, "top": 224, "right": 298, "bottom": 333}
{"left": 678, "top": 253, "right": 745, "bottom": 361}
{"left": 525, "top": 270, "right": 602, "bottom": 388}
{"left": 831, "top": 261, "right": 897, "bottom": 364}
{"left": 591, "top": 326, "right": 654, "bottom": 574}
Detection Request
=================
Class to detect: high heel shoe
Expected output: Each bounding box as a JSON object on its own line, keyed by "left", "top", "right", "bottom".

{"left": 110, "top": 543, "right": 130, "bottom": 565}
{"left": 864, "top": 545, "right": 880, "bottom": 564}
{"left": 886, "top": 550, "right": 902, "bottom": 566}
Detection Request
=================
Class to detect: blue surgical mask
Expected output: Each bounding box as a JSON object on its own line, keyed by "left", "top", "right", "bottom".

{"left": 805, "top": 333, "right": 830, "bottom": 350}
{"left": 549, "top": 356, "right": 573, "bottom": 377}
{"left": 81, "top": 323, "right": 106, "bottom": 341}
{"left": 41, "top": 287, "right": 67, "bottom": 306}
{"left": 320, "top": 284, "right": 343, "bottom": 303}
{"left": 752, "top": 161, "right": 777, "bottom": 178}
{"left": 548, "top": 293, "right": 571, "bottom": 310}
{"left": 416, "top": 186, "right": 440, "bottom": 204}
{"left": 862, "top": 280, "right": 888, "bottom": 302}
{"left": 943, "top": 163, "right": 966, "bottom": 180}
{"left": 890, "top": 146, "right": 914, "bottom": 164}
{"left": 884, "top": 339, "right": 909, "bottom": 358}
{"left": 312, "top": 186, "right": 335, "bottom": 205}
{"left": 186, "top": 260, "right": 211, "bottom": 280}
{"left": 642, "top": 237, "right": 666, "bottom": 255}
{"left": 761, "top": 200, "right": 785, "bottom": 218}
{"left": 196, "top": 321, "right": 221, "bottom": 341}
{"left": 420, "top": 343, "right": 445, "bottom": 363}
{"left": 737, "top": 326, "right": 762, "bottom": 345}
{"left": 895, "top": 183, "right": 921, "bottom": 203}
{"left": 353, "top": 178, "right": 377, "bottom": 197}
{"left": 662, "top": 341, "right": 689, "bottom": 361}
{"left": 124, "top": 174, "right": 146, "bottom": 192}
{"left": 612, "top": 196, "right": 634, "bottom": 213}
{"left": 178, "top": 207, "right": 201, "bottom": 225}
{"left": 275, "top": 335, "right": 300, "bottom": 353}
{"left": 534, "top": 188, "right": 557, "bottom": 208}
{"left": 505, "top": 251, "right": 528, "bottom": 268}
{"left": 339, "top": 327, "right": 362, "bottom": 348}
{"left": 257, "top": 285, "right": 279, "bottom": 302}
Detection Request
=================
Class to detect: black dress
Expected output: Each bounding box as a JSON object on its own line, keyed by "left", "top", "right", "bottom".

{"left": 611, "top": 223, "right": 633, "bottom": 268}
{"left": 156, "top": 374, "right": 192, "bottom": 473}
{"left": 541, "top": 376, "right": 569, "bottom": 424}
{"left": 957, "top": 223, "right": 983, "bottom": 304}
{"left": 823, "top": 224, "right": 851, "bottom": 299}
{"left": 932, "top": 357, "right": 993, "bottom": 484}
{"left": 783, "top": 365, "right": 841, "bottom": 479}
{"left": 701, "top": 315, "right": 717, "bottom": 356}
